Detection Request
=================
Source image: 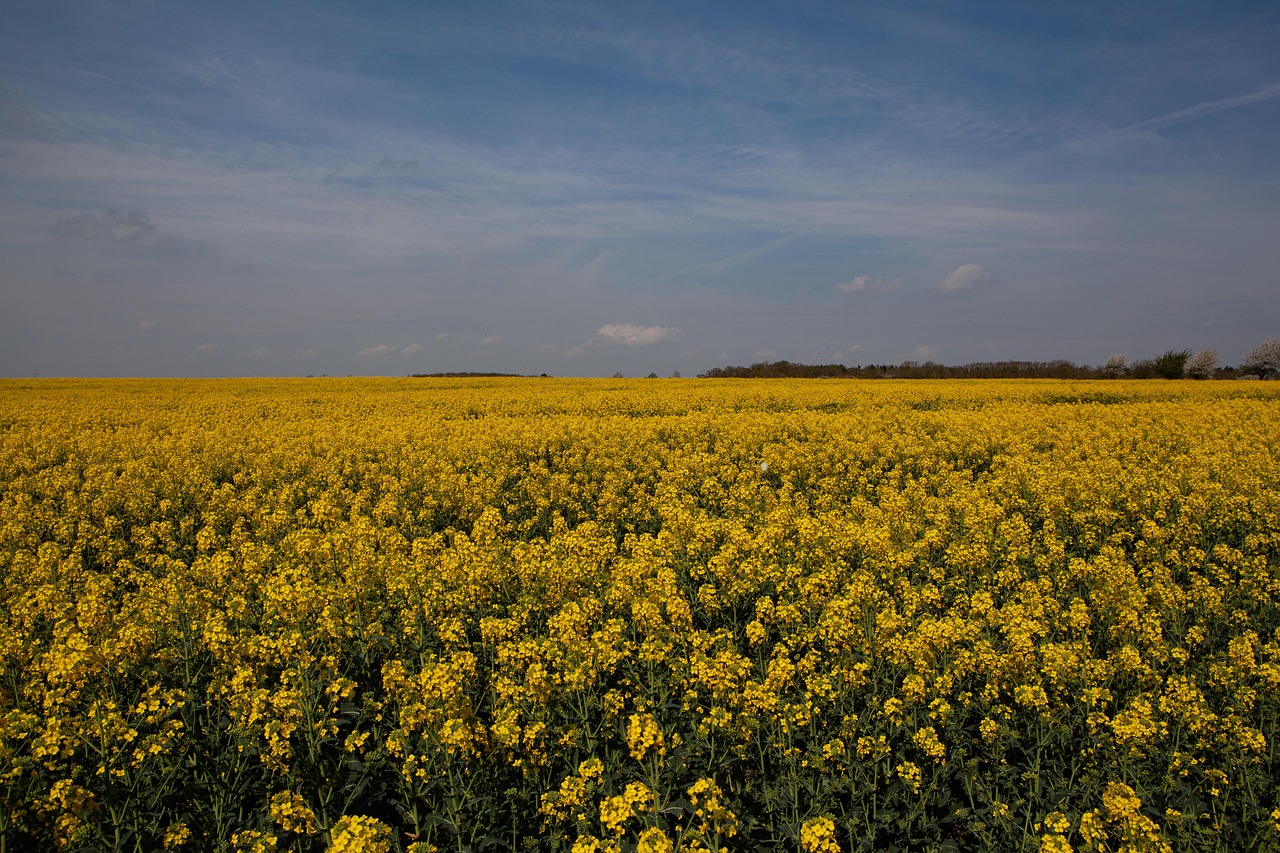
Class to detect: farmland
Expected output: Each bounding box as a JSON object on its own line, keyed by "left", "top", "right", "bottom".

{"left": 2, "top": 377, "right": 1280, "bottom": 852}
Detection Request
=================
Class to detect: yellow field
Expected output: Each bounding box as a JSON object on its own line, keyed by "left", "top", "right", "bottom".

{"left": 2, "top": 378, "right": 1279, "bottom": 852}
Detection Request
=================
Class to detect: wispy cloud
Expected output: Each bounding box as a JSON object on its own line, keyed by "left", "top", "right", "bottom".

{"left": 835, "top": 275, "right": 870, "bottom": 294}
{"left": 1118, "top": 81, "right": 1280, "bottom": 135}
{"left": 597, "top": 324, "right": 681, "bottom": 346}
{"left": 910, "top": 345, "right": 936, "bottom": 361}
{"left": 374, "top": 155, "right": 419, "bottom": 174}
{"left": 641, "top": 235, "right": 798, "bottom": 286}
{"left": 50, "top": 210, "right": 155, "bottom": 243}
{"left": 357, "top": 343, "right": 419, "bottom": 358}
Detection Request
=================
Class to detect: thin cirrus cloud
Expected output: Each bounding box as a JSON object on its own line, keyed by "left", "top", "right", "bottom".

{"left": 48, "top": 209, "right": 214, "bottom": 262}
{"left": 357, "top": 343, "right": 419, "bottom": 358}
{"left": 49, "top": 210, "right": 156, "bottom": 243}
{"left": 596, "top": 324, "right": 681, "bottom": 346}
{"left": 1112, "top": 81, "right": 1280, "bottom": 136}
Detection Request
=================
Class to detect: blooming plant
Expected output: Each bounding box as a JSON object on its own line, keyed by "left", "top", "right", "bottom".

{"left": 1, "top": 377, "right": 1279, "bottom": 850}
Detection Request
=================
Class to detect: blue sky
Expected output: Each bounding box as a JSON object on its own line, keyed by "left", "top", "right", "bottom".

{"left": 2, "top": 0, "right": 1278, "bottom": 377}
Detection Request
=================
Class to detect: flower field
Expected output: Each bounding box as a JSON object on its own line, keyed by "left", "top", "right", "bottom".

{"left": 3, "top": 377, "right": 1280, "bottom": 852}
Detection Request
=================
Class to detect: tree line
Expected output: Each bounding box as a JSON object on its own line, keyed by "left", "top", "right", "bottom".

{"left": 699, "top": 338, "right": 1280, "bottom": 380}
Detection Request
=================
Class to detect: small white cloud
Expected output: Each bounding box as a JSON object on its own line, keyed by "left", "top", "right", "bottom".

{"left": 940, "top": 264, "right": 990, "bottom": 293}
{"left": 596, "top": 324, "right": 680, "bottom": 346}
{"left": 835, "top": 275, "right": 870, "bottom": 294}
{"left": 480, "top": 335, "right": 502, "bottom": 346}
{"left": 360, "top": 343, "right": 420, "bottom": 358}
{"left": 833, "top": 344, "right": 863, "bottom": 360}
{"left": 299, "top": 348, "right": 319, "bottom": 359}
{"left": 435, "top": 332, "right": 450, "bottom": 341}
{"left": 912, "top": 345, "right": 937, "bottom": 361}
{"left": 248, "top": 348, "right": 272, "bottom": 360}
{"left": 753, "top": 349, "right": 778, "bottom": 361}
{"left": 194, "top": 343, "right": 217, "bottom": 354}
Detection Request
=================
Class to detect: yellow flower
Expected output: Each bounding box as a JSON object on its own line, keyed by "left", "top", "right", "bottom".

{"left": 1040, "top": 834, "right": 1073, "bottom": 853}
{"left": 799, "top": 816, "right": 840, "bottom": 853}
{"left": 162, "top": 822, "right": 191, "bottom": 848}
{"left": 687, "top": 778, "right": 738, "bottom": 838}
{"left": 269, "top": 791, "right": 317, "bottom": 835}
{"left": 636, "top": 827, "right": 673, "bottom": 853}
{"left": 896, "top": 761, "right": 922, "bottom": 794}
{"left": 231, "top": 830, "right": 279, "bottom": 853}
{"left": 913, "top": 726, "right": 946, "bottom": 764}
{"left": 626, "top": 712, "right": 665, "bottom": 761}
{"left": 327, "top": 815, "right": 392, "bottom": 853}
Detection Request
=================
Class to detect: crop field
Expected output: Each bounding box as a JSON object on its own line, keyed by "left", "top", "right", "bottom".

{"left": 2, "top": 377, "right": 1280, "bottom": 853}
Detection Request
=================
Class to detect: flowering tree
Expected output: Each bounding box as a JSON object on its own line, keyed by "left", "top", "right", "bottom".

{"left": 1241, "top": 338, "right": 1280, "bottom": 377}
{"left": 1184, "top": 349, "right": 1218, "bottom": 379}
{"left": 1102, "top": 354, "right": 1128, "bottom": 378}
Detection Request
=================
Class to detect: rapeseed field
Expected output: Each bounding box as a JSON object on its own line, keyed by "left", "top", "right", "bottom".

{"left": 2, "top": 377, "right": 1279, "bottom": 852}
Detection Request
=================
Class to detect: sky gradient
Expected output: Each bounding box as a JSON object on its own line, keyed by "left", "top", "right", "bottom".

{"left": 2, "top": 1, "right": 1278, "bottom": 377}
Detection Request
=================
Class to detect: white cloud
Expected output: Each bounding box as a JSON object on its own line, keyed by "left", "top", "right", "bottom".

{"left": 835, "top": 275, "right": 870, "bottom": 294}
{"left": 752, "top": 349, "right": 777, "bottom": 361}
{"left": 912, "top": 345, "right": 937, "bottom": 361}
{"left": 359, "top": 343, "right": 419, "bottom": 357}
{"left": 479, "top": 335, "right": 502, "bottom": 345}
{"left": 596, "top": 323, "right": 681, "bottom": 346}
{"left": 940, "top": 264, "right": 990, "bottom": 292}
{"left": 832, "top": 344, "right": 862, "bottom": 360}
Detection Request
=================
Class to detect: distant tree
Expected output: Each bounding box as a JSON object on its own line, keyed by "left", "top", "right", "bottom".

{"left": 1184, "top": 349, "right": 1218, "bottom": 379}
{"left": 1129, "top": 359, "right": 1156, "bottom": 379}
{"left": 1152, "top": 349, "right": 1191, "bottom": 379}
{"left": 1102, "top": 354, "right": 1128, "bottom": 378}
{"left": 670, "top": 370, "right": 682, "bottom": 378}
{"left": 646, "top": 372, "right": 658, "bottom": 378}
{"left": 611, "top": 371, "right": 624, "bottom": 379}
{"left": 1241, "top": 338, "right": 1280, "bottom": 378}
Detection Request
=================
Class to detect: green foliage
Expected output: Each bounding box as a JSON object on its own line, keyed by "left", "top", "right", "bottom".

{"left": 1152, "top": 350, "right": 1192, "bottom": 380}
